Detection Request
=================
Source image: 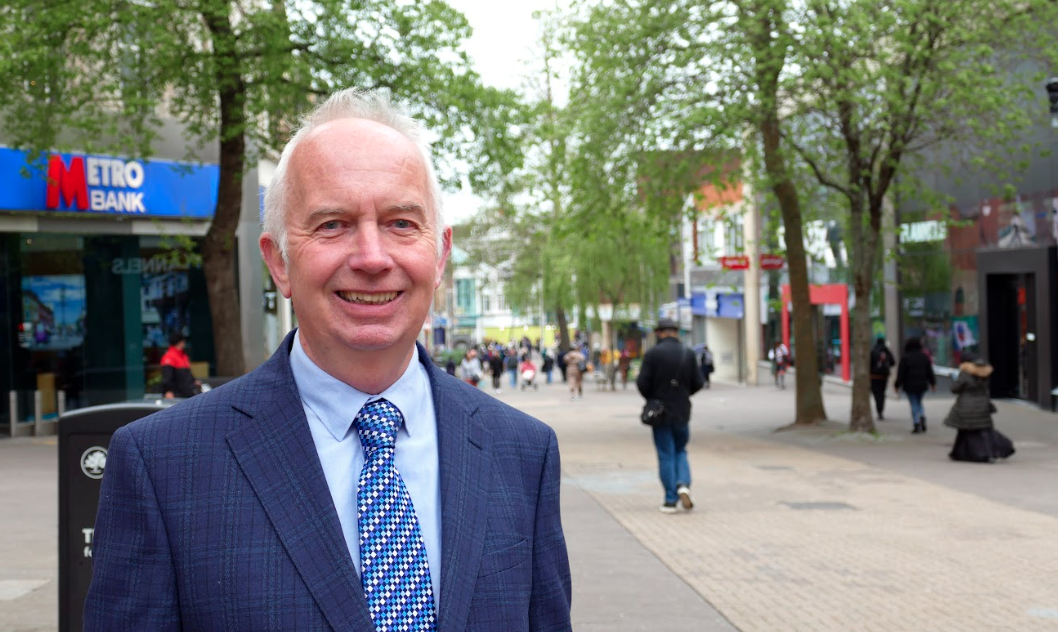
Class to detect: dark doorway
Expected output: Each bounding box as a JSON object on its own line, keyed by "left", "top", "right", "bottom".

{"left": 986, "top": 273, "right": 1037, "bottom": 401}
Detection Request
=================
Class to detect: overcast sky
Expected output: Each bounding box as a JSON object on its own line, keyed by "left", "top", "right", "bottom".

{"left": 440, "top": 0, "right": 561, "bottom": 224}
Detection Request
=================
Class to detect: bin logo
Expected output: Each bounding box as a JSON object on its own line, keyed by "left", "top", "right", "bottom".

{"left": 80, "top": 447, "right": 108, "bottom": 479}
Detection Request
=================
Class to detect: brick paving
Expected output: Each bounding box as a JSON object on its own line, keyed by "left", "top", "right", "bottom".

{"left": 509, "top": 379, "right": 1058, "bottom": 632}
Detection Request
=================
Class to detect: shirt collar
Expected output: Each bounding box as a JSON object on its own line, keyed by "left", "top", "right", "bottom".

{"left": 289, "top": 330, "right": 429, "bottom": 442}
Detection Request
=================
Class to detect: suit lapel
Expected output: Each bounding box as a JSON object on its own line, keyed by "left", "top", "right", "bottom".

{"left": 226, "top": 333, "right": 375, "bottom": 632}
{"left": 422, "top": 346, "right": 492, "bottom": 632}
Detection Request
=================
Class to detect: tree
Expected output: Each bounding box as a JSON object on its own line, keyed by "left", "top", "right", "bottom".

{"left": 564, "top": 0, "right": 828, "bottom": 424}
{"left": 782, "top": 0, "right": 1058, "bottom": 432}
{"left": 463, "top": 10, "right": 674, "bottom": 355}
{"left": 0, "top": 0, "right": 522, "bottom": 375}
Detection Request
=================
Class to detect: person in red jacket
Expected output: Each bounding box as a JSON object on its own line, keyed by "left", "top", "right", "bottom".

{"left": 160, "top": 332, "right": 199, "bottom": 399}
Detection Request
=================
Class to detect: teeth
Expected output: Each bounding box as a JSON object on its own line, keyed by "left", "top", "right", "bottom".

{"left": 338, "top": 291, "right": 398, "bottom": 304}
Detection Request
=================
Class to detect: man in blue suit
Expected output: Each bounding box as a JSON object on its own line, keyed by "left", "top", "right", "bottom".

{"left": 85, "top": 89, "right": 572, "bottom": 632}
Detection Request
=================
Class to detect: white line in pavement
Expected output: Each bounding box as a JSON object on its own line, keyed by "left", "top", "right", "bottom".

{"left": 0, "top": 579, "right": 50, "bottom": 601}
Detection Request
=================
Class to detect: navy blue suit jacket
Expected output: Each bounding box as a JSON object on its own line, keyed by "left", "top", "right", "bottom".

{"left": 84, "top": 333, "right": 572, "bottom": 631}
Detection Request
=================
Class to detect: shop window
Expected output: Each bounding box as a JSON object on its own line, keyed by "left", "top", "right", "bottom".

{"left": 899, "top": 241, "right": 957, "bottom": 367}
{"left": 14, "top": 235, "right": 87, "bottom": 414}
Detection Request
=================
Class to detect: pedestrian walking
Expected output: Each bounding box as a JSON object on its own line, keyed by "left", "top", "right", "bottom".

{"left": 944, "top": 352, "right": 1016, "bottom": 463}
{"left": 619, "top": 348, "right": 632, "bottom": 389}
{"left": 869, "top": 337, "right": 895, "bottom": 419}
{"left": 700, "top": 345, "right": 714, "bottom": 389}
{"left": 160, "top": 331, "right": 200, "bottom": 399}
{"left": 488, "top": 350, "right": 504, "bottom": 393}
{"left": 768, "top": 341, "right": 790, "bottom": 389}
{"left": 542, "top": 350, "right": 554, "bottom": 384}
{"left": 505, "top": 348, "right": 520, "bottom": 388}
{"left": 85, "top": 88, "right": 573, "bottom": 631}
{"left": 564, "top": 349, "right": 585, "bottom": 400}
{"left": 636, "top": 318, "right": 705, "bottom": 514}
{"left": 460, "top": 348, "right": 484, "bottom": 387}
{"left": 894, "top": 337, "right": 936, "bottom": 433}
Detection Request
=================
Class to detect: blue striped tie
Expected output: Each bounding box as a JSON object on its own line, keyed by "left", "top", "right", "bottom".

{"left": 354, "top": 398, "right": 437, "bottom": 632}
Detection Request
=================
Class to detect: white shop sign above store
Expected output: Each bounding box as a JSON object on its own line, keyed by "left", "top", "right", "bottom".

{"left": 900, "top": 219, "right": 948, "bottom": 244}
{"left": 0, "top": 147, "right": 219, "bottom": 219}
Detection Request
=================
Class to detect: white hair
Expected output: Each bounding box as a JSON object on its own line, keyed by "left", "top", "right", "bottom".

{"left": 262, "top": 89, "right": 445, "bottom": 259}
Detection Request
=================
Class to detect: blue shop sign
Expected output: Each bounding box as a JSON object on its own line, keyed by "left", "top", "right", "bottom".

{"left": 716, "top": 293, "right": 745, "bottom": 319}
{"left": 691, "top": 291, "right": 707, "bottom": 316}
{"left": 0, "top": 147, "right": 219, "bottom": 219}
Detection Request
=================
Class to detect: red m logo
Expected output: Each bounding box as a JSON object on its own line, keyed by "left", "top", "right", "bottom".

{"left": 45, "top": 155, "right": 88, "bottom": 210}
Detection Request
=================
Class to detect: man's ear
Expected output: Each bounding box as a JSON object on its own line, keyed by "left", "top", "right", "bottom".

{"left": 260, "top": 233, "right": 292, "bottom": 299}
{"left": 435, "top": 225, "right": 453, "bottom": 288}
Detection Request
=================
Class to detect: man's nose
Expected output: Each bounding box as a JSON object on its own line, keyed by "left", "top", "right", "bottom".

{"left": 347, "top": 223, "right": 393, "bottom": 273}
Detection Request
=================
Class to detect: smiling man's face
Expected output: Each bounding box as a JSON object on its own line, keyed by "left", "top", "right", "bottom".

{"left": 261, "top": 118, "right": 451, "bottom": 379}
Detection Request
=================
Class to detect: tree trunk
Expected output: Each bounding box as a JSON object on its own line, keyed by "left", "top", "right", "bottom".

{"left": 758, "top": 117, "right": 827, "bottom": 425}
{"left": 748, "top": 1, "right": 826, "bottom": 426}
{"left": 555, "top": 304, "right": 571, "bottom": 352}
{"left": 848, "top": 259, "right": 876, "bottom": 432}
{"left": 848, "top": 202, "right": 883, "bottom": 432}
{"left": 202, "top": 8, "right": 247, "bottom": 377}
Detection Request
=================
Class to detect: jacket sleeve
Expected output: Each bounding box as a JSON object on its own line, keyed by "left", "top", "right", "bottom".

{"left": 160, "top": 365, "right": 176, "bottom": 394}
{"left": 84, "top": 427, "right": 181, "bottom": 632}
{"left": 928, "top": 361, "right": 936, "bottom": 386}
{"left": 528, "top": 429, "right": 573, "bottom": 632}
{"left": 894, "top": 359, "right": 905, "bottom": 390}
{"left": 951, "top": 372, "right": 969, "bottom": 394}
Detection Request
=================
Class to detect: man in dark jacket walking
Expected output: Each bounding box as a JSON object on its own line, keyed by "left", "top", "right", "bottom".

{"left": 894, "top": 337, "right": 936, "bottom": 433}
{"left": 869, "top": 337, "right": 895, "bottom": 419}
{"left": 636, "top": 318, "right": 705, "bottom": 513}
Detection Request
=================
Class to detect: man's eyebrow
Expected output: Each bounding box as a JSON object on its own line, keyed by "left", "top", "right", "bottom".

{"left": 386, "top": 203, "right": 427, "bottom": 214}
{"left": 304, "top": 207, "right": 345, "bottom": 223}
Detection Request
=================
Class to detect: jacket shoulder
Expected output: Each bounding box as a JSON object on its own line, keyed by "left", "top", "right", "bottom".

{"left": 118, "top": 361, "right": 283, "bottom": 444}
{"left": 433, "top": 368, "right": 556, "bottom": 444}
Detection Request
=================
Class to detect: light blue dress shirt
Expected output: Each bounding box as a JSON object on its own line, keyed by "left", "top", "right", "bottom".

{"left": 289, "top": 331, "right": 443, "bottom": 604}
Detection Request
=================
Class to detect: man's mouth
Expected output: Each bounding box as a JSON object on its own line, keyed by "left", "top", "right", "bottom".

{"left": 336, "top": 291, "right": 400, "bottom": 305}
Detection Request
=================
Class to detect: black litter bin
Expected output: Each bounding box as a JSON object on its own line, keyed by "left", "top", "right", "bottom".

{"left": 58, "top": 400, "right": 177, "bottom": 632}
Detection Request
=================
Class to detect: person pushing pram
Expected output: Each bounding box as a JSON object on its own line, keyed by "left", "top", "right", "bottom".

{"left": 519, "top": 357, "right": 539, "bottom": 391}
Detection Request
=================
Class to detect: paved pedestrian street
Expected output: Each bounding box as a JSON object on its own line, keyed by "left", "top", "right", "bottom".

{"left": 514, "top": 380, "right": 1058, "bottom": 632}
{"left": 3, "top": 378, "right": 1058, "bottom": 631}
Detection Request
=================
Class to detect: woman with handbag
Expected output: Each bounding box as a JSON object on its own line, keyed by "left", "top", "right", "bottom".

{"left": 944, "top": 352, "right": 1015, "bottom": 463}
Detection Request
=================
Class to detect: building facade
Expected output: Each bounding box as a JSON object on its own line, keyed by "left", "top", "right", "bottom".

{"left": 1, "top": 127, "right": 267, "bottom": 432}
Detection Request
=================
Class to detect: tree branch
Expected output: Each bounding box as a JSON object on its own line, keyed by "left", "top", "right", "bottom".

{"left": 783, "top": 131, "right": 854, "bottom": 200}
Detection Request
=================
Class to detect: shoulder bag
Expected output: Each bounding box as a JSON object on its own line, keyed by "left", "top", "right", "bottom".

{"left": 641, "top": 347, "right": 689, "bottom": 427}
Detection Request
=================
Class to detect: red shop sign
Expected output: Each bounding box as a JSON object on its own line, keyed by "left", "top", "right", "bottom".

{"left": 760, "top": 254, "right": 785, "bottom": 270}
{"left": 719, "top": 255, "right": 750, "bottom": 270}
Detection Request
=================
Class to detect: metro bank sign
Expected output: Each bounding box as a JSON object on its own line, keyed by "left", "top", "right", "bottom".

{"left": 0, "top": 147, "right": 219, "bottom": 219}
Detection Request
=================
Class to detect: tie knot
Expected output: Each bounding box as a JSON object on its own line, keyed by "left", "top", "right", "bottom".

{"left": 354, "top": 398, "right": 402, "bottom": 453}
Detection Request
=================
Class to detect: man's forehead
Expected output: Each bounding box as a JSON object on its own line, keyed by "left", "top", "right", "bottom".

{"left": 287, "top": 119, "right": 429, "bottom": 191}
{"left": 298, "top": 118, "right": 416, "bottom": 157}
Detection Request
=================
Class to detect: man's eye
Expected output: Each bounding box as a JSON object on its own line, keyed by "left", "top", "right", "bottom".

{"left": 320, "top": 220, "right": 341, "bottom": 230}
{"left": 393, "top": 219, "right": 414, "bottom": 229}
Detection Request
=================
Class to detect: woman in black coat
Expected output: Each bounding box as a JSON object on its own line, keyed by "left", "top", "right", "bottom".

{"left": 944, "top": 352, "right": 1015, "bottom": 462}
{"left": 894, "top": 337, "right": 935, "bottom": 434}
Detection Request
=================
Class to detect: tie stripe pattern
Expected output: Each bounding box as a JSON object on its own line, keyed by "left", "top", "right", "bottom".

{"left": 354, "top": 398, "right": 437, "bottom": 632}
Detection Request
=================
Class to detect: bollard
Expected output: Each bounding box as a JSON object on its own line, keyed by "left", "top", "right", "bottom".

{"left": 58, "top": 390, "right": 66, "bottom": 418}
{"left": 8, "top": 391, "right": 16, "bottom": 438}
{"left": 34, "top": 390, "right": 43, "bottom": 437}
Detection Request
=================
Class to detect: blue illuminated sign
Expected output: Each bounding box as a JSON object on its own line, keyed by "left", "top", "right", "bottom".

{"left": 0, "top": 147, "right": 218, "bottom": 219}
